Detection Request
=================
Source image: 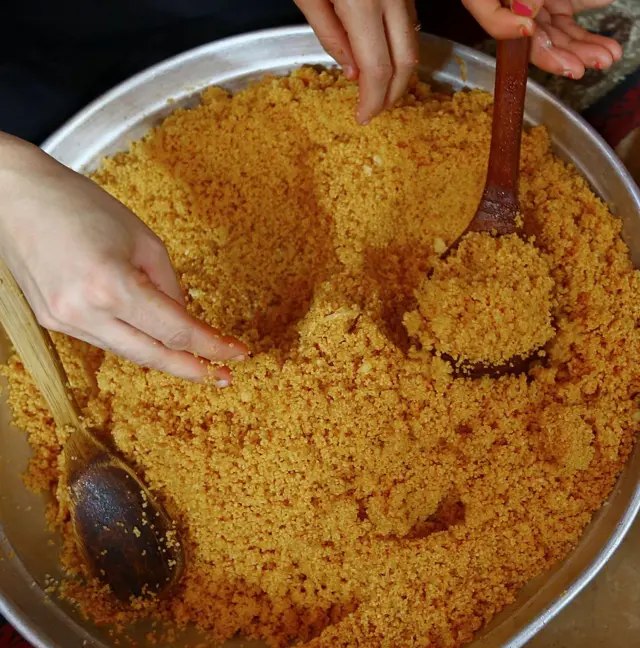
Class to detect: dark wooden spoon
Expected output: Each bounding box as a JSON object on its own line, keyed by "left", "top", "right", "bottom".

{"left": 0, "top": 258, "right": 184, "bottom": 600}
{"left": 441, "top": 37, "right": 538, "bottom": 378}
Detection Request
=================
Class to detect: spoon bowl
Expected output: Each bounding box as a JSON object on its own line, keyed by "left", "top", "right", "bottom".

{"left": 439, "top": 37, "right": 547, "bottom": 378}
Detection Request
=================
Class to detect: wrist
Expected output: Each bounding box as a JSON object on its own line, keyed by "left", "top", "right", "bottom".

{"left": 0, "top": 132, "right": 44, "bottom": 180}
{"left": 0, "top": 133, "right": 39, "bottom": 251}
{"left": 0, "top": 133, "right": 52, "bottom": 231}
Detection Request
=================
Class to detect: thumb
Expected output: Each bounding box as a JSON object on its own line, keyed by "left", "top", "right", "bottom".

{"left": 463, "top": 0, "right": 537, "bottom": 39}
{"left": 508, "top": 1, "right": 542, "bottom": 18}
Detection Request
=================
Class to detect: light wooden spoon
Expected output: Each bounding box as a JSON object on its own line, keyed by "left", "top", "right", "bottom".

{"left": 0, "top": 258, "right": 184, "bottom": 600}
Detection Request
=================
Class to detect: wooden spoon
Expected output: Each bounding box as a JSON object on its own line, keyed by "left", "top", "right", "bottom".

{"left": 0, "top": 258, "right": 184, "bottom": 600}
{"left": 441, "top": 36, "right": 537, "bottom": 378}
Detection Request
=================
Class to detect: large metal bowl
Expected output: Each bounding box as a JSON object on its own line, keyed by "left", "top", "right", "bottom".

{"left": 1, "top": 25, "right": 639, "bottom": 648}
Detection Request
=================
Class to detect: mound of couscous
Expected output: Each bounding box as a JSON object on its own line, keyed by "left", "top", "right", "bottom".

{"left": 3, "top": 68, "right": 639, "bottom": 647}
{"left": 405, "top": 232, "right": 556, "bottom": 366}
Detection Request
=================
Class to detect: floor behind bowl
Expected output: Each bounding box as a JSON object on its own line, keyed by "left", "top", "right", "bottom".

{"left": 530, "top": 518, "right": 640, "bottom": 646}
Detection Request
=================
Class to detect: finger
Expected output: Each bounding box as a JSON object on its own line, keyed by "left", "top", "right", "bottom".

{"left": 545, "top": 22, "right": 600, "bottom": 77}
{"left": 383, "top": 0, "right": 420, "bottom": 108}
{"left": 531, "top": 26, "right": 586, "bottom": 78}
{"left": 407, "top": 0, "right": 418, "bottom": 25}
{"left": 461, "top": 0, "right": 536, "bottom": 39}
{"left": 547, "top": 0, "right": 615, "bottom": 14}
{"left": 56, "top": 320, "right": 231, "bottom": 384}
{"left": 132, "top": 234, "right": 186, "bottom": 306}
{"left": 333, "top": 0, "right": 392, "bottom": 124}
{"left": 571, "top": 0, "right": 616, "bottom": 8}
{"left": 118, "top": 268, "right": 249, "bottom": 363}
{"left": 509, "top": 0, "right": 542, "bottom": 18}
{"left": 52, "top": 325, "right": 109, "bottom": 351}
{"left": 551, "top": 14, "right": 622, "bottom": 63}
{"left": 294, "top": 0, "right": 359, "bottom": 80}
{"left": 92, "top": 318, "right": 233, "bottom": 384}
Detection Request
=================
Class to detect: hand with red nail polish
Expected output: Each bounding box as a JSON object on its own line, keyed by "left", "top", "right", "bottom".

{"left": 529, "top": 0, "right": 622, "bottom": 79}
{"left": 462, "top": 0, "right": 622, "bottom": 79}
{"left": 294, "top": 0, "right": 419, "bottom": 125}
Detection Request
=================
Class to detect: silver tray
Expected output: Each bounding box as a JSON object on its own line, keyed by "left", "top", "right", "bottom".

{"left": 1, "top": 25, "right": 639, "bottom": 648}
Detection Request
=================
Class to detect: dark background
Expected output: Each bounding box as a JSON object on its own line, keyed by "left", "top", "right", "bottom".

{"left": 1, "top": 0, "right": 483, "bottom": 143}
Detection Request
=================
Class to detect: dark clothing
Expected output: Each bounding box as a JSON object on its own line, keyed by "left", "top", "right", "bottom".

{"left": 1, "top": 1, "right": 482, "bottom": 144}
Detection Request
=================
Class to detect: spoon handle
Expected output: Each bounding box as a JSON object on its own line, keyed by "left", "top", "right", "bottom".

{"left": 0, "top": 258, "right": 82, "bottom": 429}
{"left": 485, "top": 37, "right": 531, "bottom": 207}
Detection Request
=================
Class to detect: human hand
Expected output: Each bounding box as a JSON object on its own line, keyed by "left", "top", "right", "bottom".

{"left": 0, "top": 134, "right": 248, "bottom": 384}
{"left": 462, "top": 0, "right": 622, "bottom": 79}
{"left": 294, "top": 0, "right": 420, "bottom": 125}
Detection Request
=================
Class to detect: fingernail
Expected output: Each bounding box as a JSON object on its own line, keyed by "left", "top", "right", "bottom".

{"left": 512, "top": 0, "right": 533, "bottom": 17}
{"left": 230, "top": 354, "right": 246, "bottom": 362}
{"left": 595, "top": 60, "right": 604, "bottom": 70}
{"left": 215, "top": 379, "right": 230, "bottom": 388}
{"left": 519, "top": 18, "right": 535, "bottom": 36}
{"left": 545, "top": 45, "right": 579, "bottom": 79}
{"left": 343, "top": 64, "right": 355, "bottom": 80}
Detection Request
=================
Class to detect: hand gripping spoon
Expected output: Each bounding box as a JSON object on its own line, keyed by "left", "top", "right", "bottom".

{"left": 0, "top": 258, "right": 184, "bottom": 600}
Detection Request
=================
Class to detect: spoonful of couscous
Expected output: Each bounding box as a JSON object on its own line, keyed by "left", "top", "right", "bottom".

{"left": 0, "top": 258, "right": 184, "bottom": 600}
{"left": 407, "top": 36, "right": 555, "bottom": 377}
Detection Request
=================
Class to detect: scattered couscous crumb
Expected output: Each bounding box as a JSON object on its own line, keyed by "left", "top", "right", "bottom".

{"left": 2, "top": 67, "right": 639, "bottom": 648}
{"left": 405, "top": 232, "right": 555, "bottom": 365}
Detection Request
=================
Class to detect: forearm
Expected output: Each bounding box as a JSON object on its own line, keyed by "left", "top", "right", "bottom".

{"left": 0, "top": 131, "right": 56, "bottom": 179}
{"left": 0, "top": 132, "right": 63, "bottom": 258}
{"left": 0, "top": 131, "right": 71, "bottom": 234}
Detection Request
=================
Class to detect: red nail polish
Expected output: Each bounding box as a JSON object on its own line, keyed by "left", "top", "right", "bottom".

{"left": 512, "top": 0, "right": 533, "bottom": 17}
{"left": 520, "top": 26, "right": 529, "bottom": 38}
{"left": 595, "top": 61, "right": 602, "bottom": 70}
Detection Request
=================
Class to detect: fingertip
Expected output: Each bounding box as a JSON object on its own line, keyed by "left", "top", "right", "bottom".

{"left": 173, "top": 290, "right": 187, "bottom": 308}
{"left": 225, "top": 344, "right": 249, "bottom": 362}
{"left": 153, "top": 354, "right": 210, "bottom": 383}
{"left": 384, "top": 91, "right": 401, "bottom": 112}
{"left": 593, "top": 50, "right": 614, "bottom": 71}
{"left": 487, "top": 18, "right": 534, "bottom": 41}
{"left": 609, "top": 41, "right": 623, "bottom": 62}
{"left": 510, "top": 0, "right": 541, "bottom": 19}
{"left": 356, "top": 106, "right": 371, "bottom": 126}
{"left": 208, "top": 332, "right": 249, "bottom": 362}
{"left": 532, "top": 35, "right": 585, "bottom": 80}
{"left": 211, "top": 364, "right": 232, "bottom": 387}
{"left": 466, "top": 4, "right": 534, "bottom": 40}
{"left": 356, "top": 84, "right": 386, "bottom": 125}
{"left": 196, "top": 361, "right": 232, "bottom": 386}
{"left": 356, "top": 89, "right": 385, "bottom": 126}
{"left": 343, "top": 64, "right": 359, "bottom": 81}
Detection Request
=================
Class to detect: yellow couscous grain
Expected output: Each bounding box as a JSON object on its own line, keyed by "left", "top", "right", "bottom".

{"left": 2, "top": 68, "right": 638, "bottom": 647}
